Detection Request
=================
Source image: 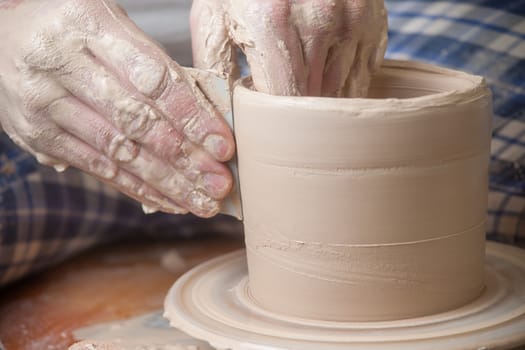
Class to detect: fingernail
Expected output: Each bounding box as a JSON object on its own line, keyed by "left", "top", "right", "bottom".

{"left": 203, "top": 134, "right": 232, "bottom": 161}
{"left": 188, "top": 190, "right": 220, "bottom": 218}
{"left": 202, "top": 173, "right": 232, "bottom": 198}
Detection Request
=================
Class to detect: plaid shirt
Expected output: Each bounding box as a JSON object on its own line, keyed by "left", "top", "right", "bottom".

{"left": 386, "top": 0, "right": 525, "bottom": 243}
{"left": 1, "top": 0, "right": 524, "bottom": 287}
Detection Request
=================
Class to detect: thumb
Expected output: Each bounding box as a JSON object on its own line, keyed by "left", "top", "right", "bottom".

{"left": 190, "top": 0, "right": 238, "bottom": 78}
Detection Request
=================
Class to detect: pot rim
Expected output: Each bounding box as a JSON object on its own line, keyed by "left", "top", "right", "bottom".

{"left": 233, "top": 59, "right": 490, "bottom": 115}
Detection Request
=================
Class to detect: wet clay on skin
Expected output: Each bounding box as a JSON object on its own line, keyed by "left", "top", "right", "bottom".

{"left": 191, "top": 0, "right": 387, "bottom": 97}
{"left": 0, "top": 0, "right": 235, "bottom": 217}
{"left": 233, "top": 60, "right": 492, "bottom": 321}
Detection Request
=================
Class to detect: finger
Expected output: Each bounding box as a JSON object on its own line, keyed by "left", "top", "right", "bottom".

{"left": 241, "top": 30, "right": 306, "bottom": 96}
{"left": 85, "top": 23, "right": 170, "bottom": 101}
{"left": 156, "top": 78, "right": 235, "bottom": 161}
{"left": 39, "top": 128, "right": 186, "bottom": 214}
{"left": 24, "top": 92, "right": 182, "bottom": 213}
{"left": 47, "top": 89, "right": 184, "bottom": 173}
{"left": 30, "top": 123, "right": 118, "bottom": 181}
{"left": 54, "top": 48, "right": 232, "bottom": 175}
{"left": 47, "top": 96, "right": 231, "bottom": 206}
{"left": 122, "top": 148, "right": 221, "bottom": 217}
{"left": 292, "top": 0, "right": 344, "bottom": 96}
{"left": 300, "top": 38, "right": 329, "bottom": 96}
{"left": 190, "top": 0, "right": 239, "bottom": 77}
{"left": 52, "top": 50, "right": 161, "bottom": 140}
{"left": 92, "top": 2, "right": 236, "bottom": 161}
{"left": 49, "top": 108, "right": 221, "bottom": 216}
{"left": 3, "top": 124, "right": 70, "bottom": 172}
{"left": 92, "top": 0, "right": 200, "bottom": 91}
{"left": 369, "top": 0, "right": 389, "bottom": 72}
{"left": 49, "top": 95, "right": 139, "bottom": 163}
{"left": 344, "top": 0, "right": 387, "bottom": 76}
{"left": 321, "top": 39, "right": 358, "bottom": 97}
{"left": 102, "top": 169, "right": 189, "bottom": 215}
{"left": 343, "top": 43, "right": 375, "bottom": 98}
{"left": 43, "top": 119, "right": 218, "bottom": 217}
{"left": 370, "top": 22, "right": 388, "bottom": 72}
{"left": 173, "top": 142, "right": 233, "bottom": 200}
{"left": 134, "top": 119, "right": 232, "bottom": 200}
{"left": 85, "top": 24, "right": 236, "bottom": 162}
{"left": 227, "top": 2, "right": 306, "bottom": 95}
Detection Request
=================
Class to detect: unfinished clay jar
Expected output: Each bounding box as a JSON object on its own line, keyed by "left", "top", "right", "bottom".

{"left": 233, "top": 59, "right": 492, "bottom": 322}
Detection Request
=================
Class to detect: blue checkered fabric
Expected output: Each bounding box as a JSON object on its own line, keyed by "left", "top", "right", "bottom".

{"left": 1, "top": 0, "right": 524, "bottom": 287}
{"left": 385, "top": 0, "right": 525, "bottom": 245}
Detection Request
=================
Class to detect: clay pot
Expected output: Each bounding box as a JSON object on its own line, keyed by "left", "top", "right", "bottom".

{"left": 232, "top": 60, "right": 492, "bottom": 322}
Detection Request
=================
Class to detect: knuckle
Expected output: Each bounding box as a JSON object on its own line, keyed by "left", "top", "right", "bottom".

{"left": 38, "top": 94, "right": 70, "bottom": 116}
{"left": 183, "top": 115, "right": 206, "bottom": 143}
{"left": 22, "top": 28, "right": 61, "bottom": 71}
{"left": 22, "top": 82, "right": 69, "bottom": 122}
{"left": 146, "top": 125, "right": 183, "bottom": 163}
{"left": 22, "top": 9, "right": 91, "bottom": 70}
{"left": 186, "top": 190, "right": 220, "bottom": 217}
{"left": 129, "top": 55, "right": 169, "bottom": 99}
{"left": 179, "top": 105, "right": 209, "bottom": 143}
{"left": 89, "top": 156, "right": 118, "bottom": 180}
{"left": 140, "top": 161, "right": 173, "bottom": 185}
{"left": 104, "top": 133, "right": 139, "bottom": 163}
{"left": 113, "top": 99, "right": 159, "bottom": 139}
{"left": 162, "top": 137, "right": 184, "bottom": 162}
{"left": 17, "top": 124, "right": 40, "bottom": 146}
{"left": 21, "top": 124, "right": 60, "bottom": 151}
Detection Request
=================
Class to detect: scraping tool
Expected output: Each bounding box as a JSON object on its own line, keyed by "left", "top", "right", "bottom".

{"left": 185, "top": 68, "right": 242, "bottom": 220}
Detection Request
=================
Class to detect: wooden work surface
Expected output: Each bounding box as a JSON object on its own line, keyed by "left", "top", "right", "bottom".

{"left": 0, "top": 236, "right": 244, "bottom": 350}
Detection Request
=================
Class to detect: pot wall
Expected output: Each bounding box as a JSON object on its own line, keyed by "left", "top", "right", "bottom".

{"left": 233, "top": 60, "right": 492, "bottom": 321}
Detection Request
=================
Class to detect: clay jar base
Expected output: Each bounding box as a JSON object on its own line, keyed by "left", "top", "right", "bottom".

{"left": 164, "top": 242, "right": 525, "bottom": 350}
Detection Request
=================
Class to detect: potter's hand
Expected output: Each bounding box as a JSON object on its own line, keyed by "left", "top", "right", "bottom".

{"left": 0, "top": 0, "right": 235, "bottom": 217}
{"left": 191, "top": 0, "right": 388, "bottom": 97}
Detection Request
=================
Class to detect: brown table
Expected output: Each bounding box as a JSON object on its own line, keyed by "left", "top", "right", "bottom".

{"left": 0, "top": 236, "right": 243, "bottom": 350}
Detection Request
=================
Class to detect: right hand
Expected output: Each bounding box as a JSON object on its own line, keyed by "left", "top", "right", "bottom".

{"left": 0, "top": 0, "right": 235, "bottom": 217}
{"left": 191, "top": 0, "right": 388, "bottom": 97}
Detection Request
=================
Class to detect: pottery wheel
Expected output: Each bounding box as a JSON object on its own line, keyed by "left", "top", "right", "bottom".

{"left": 164, "top": 242, "right": 525, "bottom": 350}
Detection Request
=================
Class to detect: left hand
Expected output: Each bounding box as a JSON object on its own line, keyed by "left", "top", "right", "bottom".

{"left": 0, "top": 0, "right": 235, "bottom": 217}
{"left": 190, "top": 0, "right": 388, "bottom": 97}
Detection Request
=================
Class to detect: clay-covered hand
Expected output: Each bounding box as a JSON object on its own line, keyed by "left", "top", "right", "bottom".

{"left": 191, "top": 0, "right": 388, "bottom": 97}
{"left": 0, "top": 0, "right": 235, "bottom": 217}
